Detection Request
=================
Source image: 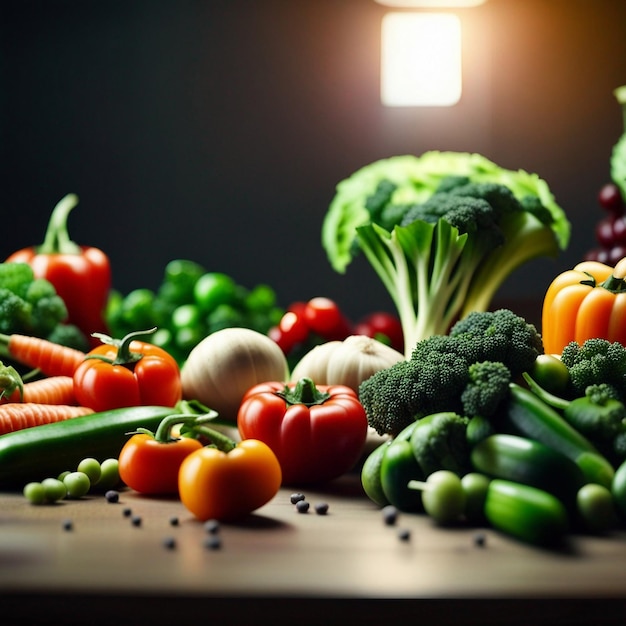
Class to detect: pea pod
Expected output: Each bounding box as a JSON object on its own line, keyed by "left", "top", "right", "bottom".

{"left": 0, "top": 405, "right": 178, "bottom": 489}
{"left": 502, "top": 383, "right": 615, "bottom": 488}
{"left": 471, "top": 433, "right": 584, "bottom": 509}
{"left": 485, "top": 479, "right": 569, "bottom": 546}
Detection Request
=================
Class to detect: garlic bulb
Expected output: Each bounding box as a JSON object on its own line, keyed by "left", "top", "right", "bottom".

{"left": 290, "top": 335, "right": 404, "bottom": 393}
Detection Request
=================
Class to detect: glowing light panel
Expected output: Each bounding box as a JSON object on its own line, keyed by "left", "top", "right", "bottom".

{"left": 381, "top": 13, "right": 462, "bottom": 107}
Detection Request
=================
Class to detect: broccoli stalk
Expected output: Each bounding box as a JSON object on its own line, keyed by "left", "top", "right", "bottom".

{"left": 322, "top": 151, "right": 570, "bottom": 358}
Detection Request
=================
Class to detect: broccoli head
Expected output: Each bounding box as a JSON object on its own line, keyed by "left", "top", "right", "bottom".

{"left": 448, "top": 308, "right": 544, "bottom": 378}
{"left": 0, "top": 288, "right": 31, "bottom": 335}
{"left": 560, "top": 339, "right": 626, "bottom": 400}
{"left": 461, "top": 360, "right": 512, "bottom": 418}
{"left": 358, "top": 350, "right": 468, "bottom": 437}
{"left": 410, "top": 411, "right": 472, "bottom": 477}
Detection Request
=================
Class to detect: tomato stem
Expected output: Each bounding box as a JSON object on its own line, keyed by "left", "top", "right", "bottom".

{"left": 87, "top": 328, "right": 158, "bottom": 366}
{"left": 152, "top": 411, "right": 219, "bottom": 443}
{"left": 275, "top": 377, "right": 331, "bottom": 406}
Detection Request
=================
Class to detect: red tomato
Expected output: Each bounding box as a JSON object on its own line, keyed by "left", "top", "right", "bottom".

{"left": 237, "top": 377, "right": 368, "bottom": 485}
{"left": 303, "top": 297, "right": 353, "bottom": 341}
{"left": 354, "top": 311, "right": 404, "bottom": 353}
{"left": 73, "top": 332, "right": 182, "bottom": 412}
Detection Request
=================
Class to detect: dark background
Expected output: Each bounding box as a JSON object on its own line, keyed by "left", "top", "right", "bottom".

{"left": 2, "top": 0, "right": 626, "bottom": 323}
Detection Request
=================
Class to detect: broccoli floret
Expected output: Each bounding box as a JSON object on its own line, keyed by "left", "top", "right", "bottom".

{"left": 0, "top": 262, "right": 35, "bottom": 298}
{"left": 560, "top": 339, "right": 626, "bottom": 400}
{"left": 410, "top": 411, "right": 472, "bottom": 477}
{"left": 0, "top": 288, "right": 31, "bottom": 334}
{"left": 358, "top": 352, "right": 468, "bottom": 437}
{"left": 461, "top": 361, "right": 512, "bottom": 418}
{"left": 46, "top": 323, "right": 90, "bottom": 351}
{"left": 25, "top": 278, "right": 68, "bottom": 336}
{"left": 322, "top": 151, "right": 570, "bottom": 358}
{"left": 448, "top": 308, "right": 544, "bottom": 378}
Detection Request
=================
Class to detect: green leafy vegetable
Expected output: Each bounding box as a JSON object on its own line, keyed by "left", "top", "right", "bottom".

{"left": 322, "top": 151, "right": 570, "bottom": 356}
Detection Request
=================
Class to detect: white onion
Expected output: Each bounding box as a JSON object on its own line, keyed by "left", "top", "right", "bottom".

{"left": 181, "top": 327, "right": 289, "bottom": 422}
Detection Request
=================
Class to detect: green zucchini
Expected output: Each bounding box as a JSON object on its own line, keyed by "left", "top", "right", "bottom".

{"left": 484, "top": 479, "right": 569, "bottom": 546}
{"left": 502, "top": 383, "right": 615, "bottom": 488}
{"left": 471, "top": 433, "right": 584, "bottom": 508}
{"left": 0, "top": 405, "right": 177, "bottom": 489}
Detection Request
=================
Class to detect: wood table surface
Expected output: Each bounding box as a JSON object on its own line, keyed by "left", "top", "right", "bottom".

{"left": 1, "top": 467, "right": 626, "bottom": 626}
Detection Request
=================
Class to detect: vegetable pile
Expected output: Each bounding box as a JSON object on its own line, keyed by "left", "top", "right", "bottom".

{"left": 360, "top": 308, "right": 626, "bottom": 546}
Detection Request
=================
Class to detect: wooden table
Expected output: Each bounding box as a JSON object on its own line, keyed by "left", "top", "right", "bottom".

{"left": 1, "top": 471, "right": 626, "bottom": 626}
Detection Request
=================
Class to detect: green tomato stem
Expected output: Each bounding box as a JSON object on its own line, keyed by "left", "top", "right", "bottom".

{"left": 276, "top": 377, "right": 331, "bottom": 406}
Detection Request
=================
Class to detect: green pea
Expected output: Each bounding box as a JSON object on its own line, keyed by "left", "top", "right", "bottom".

{"left": 42, "top": 477, "right": 67, "bottom": 503}
{"left": 63, "top": 471, "right": 91, "bottom": 499}
{"left": 95, "top": 458, "right": 121, "bottom": 491}
{"left": 57, "top": 470, "right": 71, "bottom": 482}
{"left": 23, "top": 482, "right": 46, "bottom": 505}
{"left": 77, "top": 458, "right": 101, "bottom": 485}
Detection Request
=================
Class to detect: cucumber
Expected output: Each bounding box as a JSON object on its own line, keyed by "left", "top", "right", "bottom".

{"left": 502, "top": 383, "right": 615, "bottom": 488}
{"left": 485, "top": 479, "right": 569, "bottom": 546}
{"left": 471, "top": 433, "right": 585, "bottom": 508}
{"left": 0, "top": 405, "right": 177, "bottom": 489}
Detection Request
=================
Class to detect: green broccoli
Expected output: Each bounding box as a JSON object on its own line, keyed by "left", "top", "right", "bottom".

{"left": 560, "top": 338, "right": 626, "bottom": 400}
{"left": 358, "top": 309, "right": 536, "bottom": 436}
{"left": 322, "top": 151, "right": 570, "bottom": 357}
{"left": 0, "top": 288, "right": 31, "bottom": 334}
{"left": 461, "top": 361, "right": 512, "bottom": 418}
{"left": 45, "top": 323, "right": 90, "bottom": 351}
{"left": 448, "top": 308, "right": 544, "bottom": 378}
{"left": 0, "top": 262, "right": 78, "bottom": 344}
{"left": 410, "top": 411, "right": 472, "bottom": 477}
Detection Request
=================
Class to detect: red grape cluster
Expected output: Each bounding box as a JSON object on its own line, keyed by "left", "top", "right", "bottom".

{"left": 585, "top": 182, "right": 626, "bottom": 265}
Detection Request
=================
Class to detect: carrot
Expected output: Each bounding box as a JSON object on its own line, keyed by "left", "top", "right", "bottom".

{"left": 0, "top": 376, "right": 77, "bottom": 406}
{"left": 0, "top": 403, "right": 94, "bottom": 436}
{"left": 0, "top": 333, "right": 86, "bottom": 377}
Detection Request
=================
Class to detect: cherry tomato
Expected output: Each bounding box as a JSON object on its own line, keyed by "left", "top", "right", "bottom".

{"left": 303, "top": 297, "right": 352, "bottom": 340}
{"left": 354, "top": 311, "right": 404, "bottom": 353}
{"left": 118, "top": 433, "right": 202, "bottom": 495}
{"left": 268, "top": 301, "right": 310, "bottom": 354}
{"left": 178, "top": 439, "right": 282, "bottom": 521}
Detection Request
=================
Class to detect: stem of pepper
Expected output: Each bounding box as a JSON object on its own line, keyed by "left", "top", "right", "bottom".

{"left": 133, "top": 410, "right": 221, "bottom": 444}
{"left": 601, "top": 256, "right": 626, "bottom": 292}
{"left": 275, "top": 377, "right": 331, "bottom": 406}
{"left": 37, "top": 194, "right": 82, "bottom": 255}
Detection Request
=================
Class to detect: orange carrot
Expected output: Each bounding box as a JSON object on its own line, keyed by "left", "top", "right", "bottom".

{"left": 0, "top": 376, "right": 77, "bottom": 406}
{"left": 0, "top": 403, "right": 94, "bottom": 436}
{"left": 0, "top": 333, "right": 86, "bottom": 377}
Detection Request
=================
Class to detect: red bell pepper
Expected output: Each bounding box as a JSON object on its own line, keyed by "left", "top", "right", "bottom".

{"left": 237, "top": 377, "right": 368, "bottom": 485}
{"left": 6, "top": 194, "right": 111, "bottom": 347}
{"left": 73, "top": 329, "right": 182, "bottom": 412}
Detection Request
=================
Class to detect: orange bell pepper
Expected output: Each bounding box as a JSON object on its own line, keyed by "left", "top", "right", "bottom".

{"left": 542, "top": 257, "right": 626, "bottom": 355}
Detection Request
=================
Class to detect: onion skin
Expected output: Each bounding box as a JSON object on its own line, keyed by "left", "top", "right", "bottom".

{"left": 180, "top": 327, "right": 289, "bottom": 422}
